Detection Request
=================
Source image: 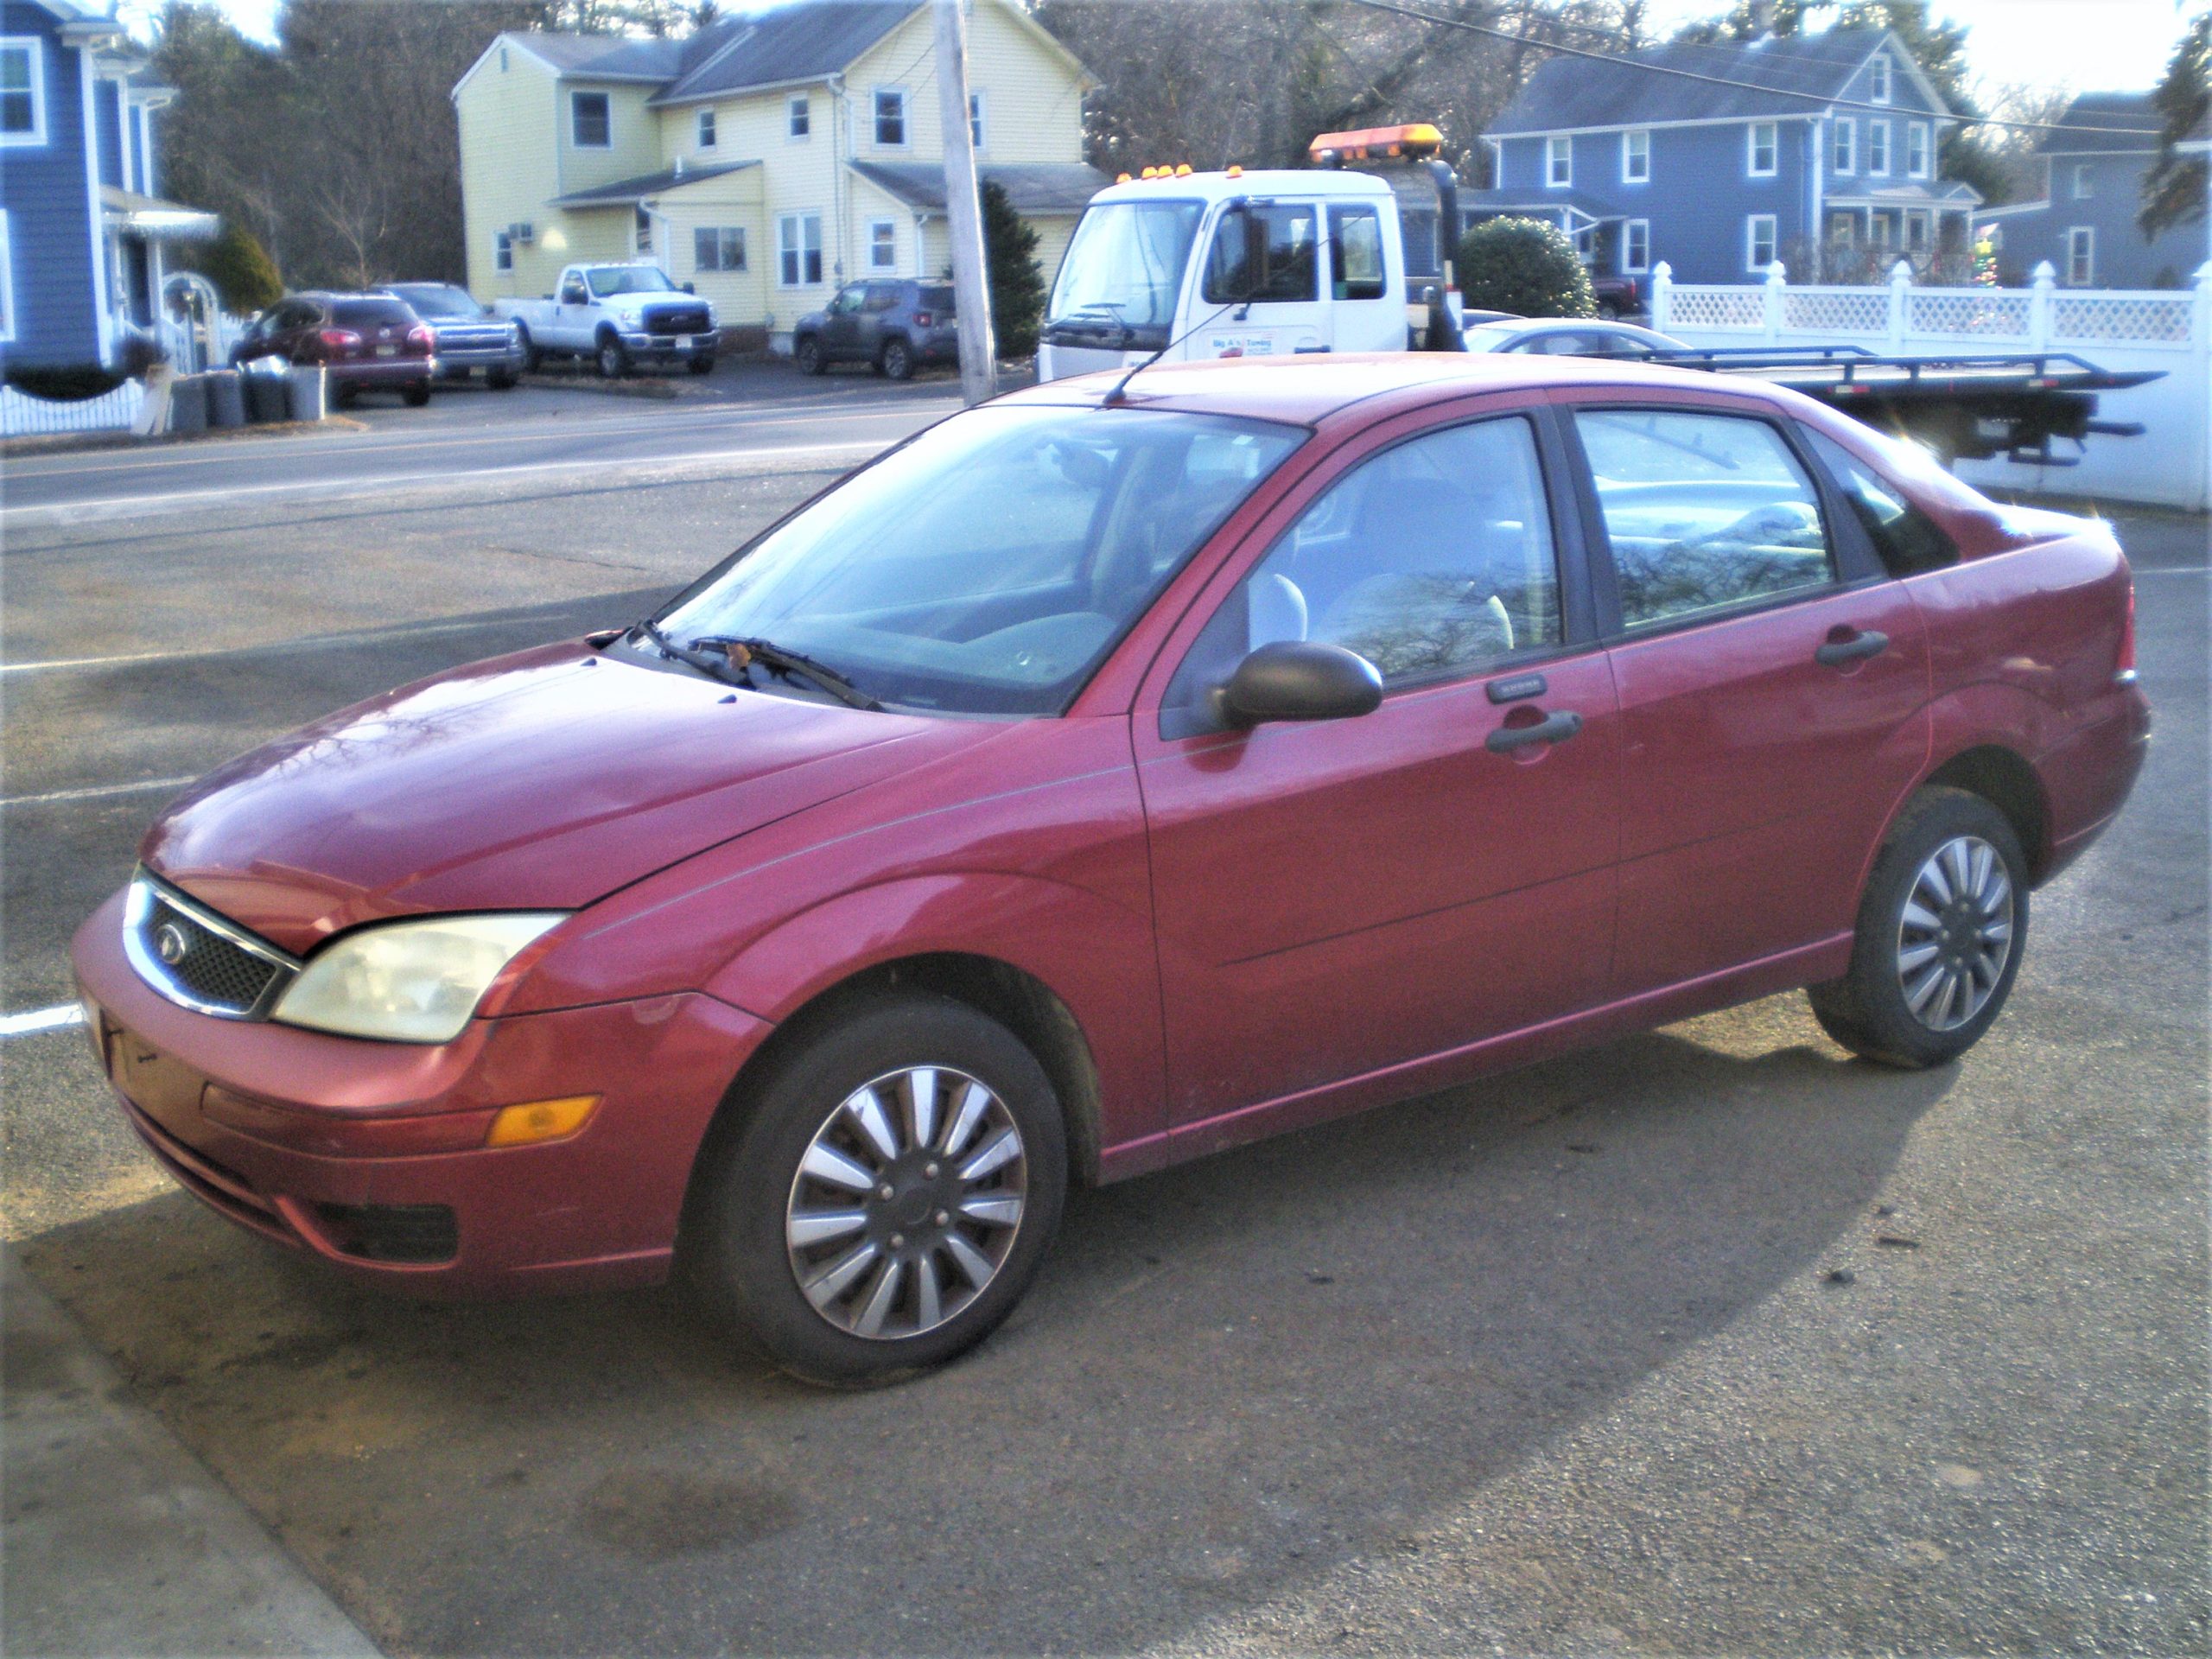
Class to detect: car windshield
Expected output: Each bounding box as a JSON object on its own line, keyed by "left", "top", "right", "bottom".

{"left": 650, "top": 405, "right": 1305, "bottom": 716}
{"left": 1046, "top": 200, "right": 1204, "bottom": 340}
{"left": 588, "top": 266, "right": 679, "bottom": 296}
{"left": 392, "top": 284, "right": 481, "bottom": 318}
{"left": 330, "top": 299, "right": 417, "bottom": 329}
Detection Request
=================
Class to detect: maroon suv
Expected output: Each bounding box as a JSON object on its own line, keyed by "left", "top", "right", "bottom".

{"left": 233, "top": 293, "right": 435, "bottom": 406}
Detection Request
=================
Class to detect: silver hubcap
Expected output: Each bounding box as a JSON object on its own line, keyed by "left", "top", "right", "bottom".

{"left": 785, "top": 1065, "right": 1027, "bottom": 1341}
{"left": 1897, "top": 834, "right": 2014, "bottom": 1032}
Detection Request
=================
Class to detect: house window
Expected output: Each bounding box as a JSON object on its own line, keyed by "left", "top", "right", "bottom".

{"left": 1907, "top": 121, "right": 1929, "bottom": 178}
{"left": 1546, "top": 135, "right": 1571, "bottom": 187}
{"left": 571, "top": 90, "right": 611, "bottom": 149}
{"left": 2073, "top": 162, "right": 2093, "bottom": 200}
{"left": 969, "top": 89, "right": 986, "bottom": 149}
{"left": 0, "top": 211, "right": 14, "bottom": 341}
{"left": 874, "top": 87, "right": 907, "bottom": 147}
{"left": 1867, "top": 119, "right": 1890, "bottom": 175}
{"left": 779, "top": 212, "right": 823, "bottom": 285}
{"left": 1622, "top": 128, "right": 1649, "bottom": 183}
{"left": 697, "top": 108, "right": 716, "bottom": 149}
{"left": 0, "top": 38, "right": 46, "bottom": 146}
{"left": 1746, "top": 213, "right": 1777, "bottom": 271}
{"left": 787, "top": 93, "right": 810, "bottom": 138}
{"left": 2067, "top": 226, "right": 2094, "bottom": 286}
{"left": 1622, "top": 218, "right": 1649, "bottom": 273}
{"left": 1832, "top": 117, "right": 1855, "bottom": 174}
{"left": 1871, "top": 53, "right": 1892, "bottom": 104}
{"left": 1748, "top": 121, "right": 1777, "bottom": 177}
{"left": 694, "top": 226, "right": 746, "bottom": 271}
{"left": 868, "top": 218, "right": 897, "bottom": 270}
{"left": 634, "top": 205, "right": 652, "bottom": 254}
{"left": 493, "top": 227, "right": 513, "bottom": 273}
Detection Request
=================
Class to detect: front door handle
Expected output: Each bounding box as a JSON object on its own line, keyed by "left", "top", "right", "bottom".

{"left": 1486, "top": 709, "right": 1583, "bottom": 753}
{"left": 1815, "top": 628, "right": 1890, "bottom": 668}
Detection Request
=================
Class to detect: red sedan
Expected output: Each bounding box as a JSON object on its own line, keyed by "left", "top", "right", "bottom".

{"left": 73, "top": 354, "right": 2149, "bottom": 1384}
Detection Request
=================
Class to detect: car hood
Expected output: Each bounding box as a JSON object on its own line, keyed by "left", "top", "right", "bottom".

{"left": 142, "top": 643, "right": 984, "bottom": 956}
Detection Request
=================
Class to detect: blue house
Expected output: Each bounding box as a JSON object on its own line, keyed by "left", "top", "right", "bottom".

{"left": 1469, "top": 28, "right": 1981, "bottom": 287}
{"left": 1, "top": 0, "right": 212, "bottom": 372}
{"left": 1979, "top": 93, "right": 2212, "bottom": 289}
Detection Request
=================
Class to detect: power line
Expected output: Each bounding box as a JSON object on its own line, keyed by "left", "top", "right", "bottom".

{"left": 1338, "top": 0, "right": 2169, "bottom": 138}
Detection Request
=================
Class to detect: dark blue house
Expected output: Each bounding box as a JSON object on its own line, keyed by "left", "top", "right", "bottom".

{"left": 2, "top": 0, "right": 211, "bottom": 372}
{"left": 1469, "top": 28, "right": 1981, "bottom": 287}
{"left": 1980, "top": 93, "right": 2212, "bottom": 289}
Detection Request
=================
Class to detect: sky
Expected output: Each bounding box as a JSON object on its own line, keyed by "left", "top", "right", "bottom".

{"left": 155, "top": 0, "right": 2196, "bottom": 98}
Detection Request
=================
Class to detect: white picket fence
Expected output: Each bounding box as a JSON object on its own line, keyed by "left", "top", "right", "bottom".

{"left": 1653, "top": 259, "right": 2212, "bottom": 511}
{"left": 0, "top": 378, "right": 146, "bottom": 438}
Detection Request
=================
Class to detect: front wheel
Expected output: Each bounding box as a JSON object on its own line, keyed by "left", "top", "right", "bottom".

{"left": 688, "top": 994, "right": 1066, "bottom": 1387}
{"left": 686, "top": 354, "right": 716, "bottom": 377}
{"left": 513, "top": 326, "right": 541, "bottom": 375}
{"left": 795, "top": 335, "right": 824, "bottom": 375}
{"left": 1808, "top": 786, "right": 2029, "bottom": 1068}
{"left": 486, "top": 368, "right": 518, "bottom": 391}
{"left": 596, "top": 335, "right": 630, "bottom": 379}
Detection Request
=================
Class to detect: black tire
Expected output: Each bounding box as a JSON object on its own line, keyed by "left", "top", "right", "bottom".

{"left": 795, "top": 334, "right": 824, "bottom": 375}
{"left": 486, "top": 368, "right": 518, "bottom": 391}
{"left": 514, "top": 326, "right": 541, "bottom": 375}
{"left": 879, "top": 337, "right": 914, "bottom": 381}
{"left": 1597, "top": 302, "right": 1621, "bottom": 321}
{"left": 332, "top": 383, "right": 358, "bottom": 408}
{"left": 1808, "top": 785, "right": 2030, "bottom": 1068}
{"left": 686, "top": 354, "right": 716, "bottom": 376}
{"left": 687, "top": 993, "right": 1067, "bottom": 1387}
{"left": 596, "top": 334, "right": 630, "bottom": 379}
{"left": 402, "top": 381, "right": 431, "bottom": 407}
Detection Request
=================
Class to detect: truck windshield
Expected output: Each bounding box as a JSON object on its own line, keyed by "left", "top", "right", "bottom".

{"left": 588, "top": 266, "right": 678, "bottom": 297}
{"left": 647, "top": 404, "right": 1304, "bottom": 716}
{"left": 1046, "top": 200, "right": 1204, "bottom": 349}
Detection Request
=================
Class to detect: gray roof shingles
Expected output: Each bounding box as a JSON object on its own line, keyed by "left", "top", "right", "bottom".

{"left": 550, "top": 160, "right": 760, "bottom": 206}
{"left": 652, "top": 0, "right": 919, "bottom": 103}
{"left": 849, "top": 159, "right": 1110, "bottom": 213}
{"left": 2037, "top": 92, "right": 2165, "bottom": 156}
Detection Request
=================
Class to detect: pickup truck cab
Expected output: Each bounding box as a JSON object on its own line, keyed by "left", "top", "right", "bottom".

{"left": 495, "top": 262, "right": 717, "bottom": 379}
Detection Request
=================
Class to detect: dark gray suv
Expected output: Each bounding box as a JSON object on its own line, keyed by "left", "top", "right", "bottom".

{"left": 792, "top": 280, "right": 957, "bottom": 380}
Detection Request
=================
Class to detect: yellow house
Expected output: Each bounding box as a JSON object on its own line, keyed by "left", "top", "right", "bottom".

{"left": 452, "top": 0, "right": 1103, "bottom": 348}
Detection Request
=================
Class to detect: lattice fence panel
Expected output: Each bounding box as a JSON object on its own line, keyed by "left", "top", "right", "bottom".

{"left": 1903, "top": 289, "right": 2031, "bottom": 339}
{"left": 2051, "top": 294, "right": 2194, "bottom": 344}
{"left": 1781, "top": 288, "right": 1889, "bottom": 334}
{"left": 0, "top": 381, "right": 143, "bottom": 438}
{"left": 1663, "top": 286, "right": 1766, "bottom": 331}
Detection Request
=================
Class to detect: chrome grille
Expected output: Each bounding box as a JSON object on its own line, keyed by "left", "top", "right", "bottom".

{"left": 124, "top": 871, "right": 300, "bottom": 1020}
{"left": 642, "top": 303, "right": 711, "bottom": 336}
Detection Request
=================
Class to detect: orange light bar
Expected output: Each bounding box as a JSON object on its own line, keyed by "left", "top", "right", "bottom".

{"left": 1307, "top": 123, "right": 1444, "bottom": 162}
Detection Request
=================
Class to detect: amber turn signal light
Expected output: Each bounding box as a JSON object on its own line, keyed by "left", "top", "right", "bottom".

{"left": 485, "top": 1095, "right": 601, "bottom": 1147}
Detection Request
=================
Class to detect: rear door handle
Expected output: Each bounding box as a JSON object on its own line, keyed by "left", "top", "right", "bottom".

{"left": 1815, "top": 628, "right": 1890, "bottom": 667}
{"left": 1486, "top": 709, "right": 1583, "bottom": 753}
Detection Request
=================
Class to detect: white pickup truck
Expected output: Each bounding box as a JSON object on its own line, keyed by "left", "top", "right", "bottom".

{"left": 494, "top": 261, "right": 719, "bottom": 378}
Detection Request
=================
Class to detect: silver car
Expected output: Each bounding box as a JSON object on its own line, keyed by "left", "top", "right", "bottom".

{"left": 382, "top": 283, "right": 526, "bottom": 389}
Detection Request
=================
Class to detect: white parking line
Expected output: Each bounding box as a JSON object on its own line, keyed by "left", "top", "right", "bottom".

{"left": 0, "top": 1003, "right": 86, "bottom": 1038}
{"left": 2, "top": 776, "right": 196, "bottom": 807}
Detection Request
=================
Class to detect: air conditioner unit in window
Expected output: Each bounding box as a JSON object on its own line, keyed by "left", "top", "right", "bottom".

{"left": 513, "top": 221, "right": 537, "bottom": 245}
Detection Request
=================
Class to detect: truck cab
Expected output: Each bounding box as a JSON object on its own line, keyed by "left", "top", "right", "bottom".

{"left": 1038, "top": 168, "right": 1410, "bottom": 383}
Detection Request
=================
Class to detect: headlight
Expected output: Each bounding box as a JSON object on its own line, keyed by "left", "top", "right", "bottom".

{"left": 270, "top": 913, "right": 566, "bottom": 1044}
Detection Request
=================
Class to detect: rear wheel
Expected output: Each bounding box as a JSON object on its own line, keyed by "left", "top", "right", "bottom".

{"left": 795, "top": 335, "right": 824, "bottom": 375}
{"left": 688, "top": 993, "right": 1066, "bottom": 1387}
{"left": 1808, "top": 786, "right": 2029, "bottom": 1068}
{"left": 596, "top": 334, "right": 630, "bottom": 379}
{"left": 879, "top": 337, "right": 914, "bottom": 381}
{"left": 1597, "top": 302, "right": 1621, "bottom": 321}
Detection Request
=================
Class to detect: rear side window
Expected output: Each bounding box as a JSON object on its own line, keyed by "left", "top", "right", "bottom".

{"left": 1803, "top": 429, "right": 1958, "bottom": 575}
{"left": 1203, "top": 203, "right": 1318, "bottom": 304}
{"left": 1575, "top": 408, "right": 1835, "bottom": 632}
{"left": 330, "top": 300, "right": 416, "bottom": 329}
{"left": 1329, "top": 205, "right": 1387, "bottom": 302}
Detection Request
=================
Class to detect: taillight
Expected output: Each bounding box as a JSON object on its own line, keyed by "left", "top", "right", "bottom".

{"left": 318, "top": 328, "right": 361, "bottom": 355}
{"left": 912, "top": 309, "right": 933, "bottom": 327}
{"left": 2117, "top": 578, "right": 2138, "bottom": 679}
{"left": 408, "top": 324, "right": 435, "bottom": 353}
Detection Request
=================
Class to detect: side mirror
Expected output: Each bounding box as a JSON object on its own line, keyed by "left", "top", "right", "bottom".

{"left": 682, "top": 280, "right": 696, "bottom": 293}
{"left": 1215, "top": 641, "right": 1382, "bottom": 728}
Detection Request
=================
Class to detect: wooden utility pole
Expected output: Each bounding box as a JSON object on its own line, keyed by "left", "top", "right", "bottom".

{"left": 933, "top": 0, "right": 996, "bottom": 404}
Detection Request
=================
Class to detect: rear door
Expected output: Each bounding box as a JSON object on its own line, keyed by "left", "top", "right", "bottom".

{"left": 1189, "top": 200, "right": 1327, "bottom": 363}
{"left": 1560, "top": 397, "right": 1929, "bottom": 993}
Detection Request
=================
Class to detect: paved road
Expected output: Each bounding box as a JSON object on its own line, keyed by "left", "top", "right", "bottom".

{"left": 2, "top": 399, "right": 2203, "bottom": 1656}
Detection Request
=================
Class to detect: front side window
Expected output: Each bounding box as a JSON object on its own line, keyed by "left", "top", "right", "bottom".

{"left": 788, "top": 93, "right": 810, "bottom": 138}
{"left": 1165, "top": 417, "right": 1562, "bottom": 724}
{"left": 493, "top": 228, "right": 513, "bottom": 273}
{"left": 1803, "top": 428, "right": 1956, "bottom": 575}
{"left": 1747, "top": 213, "right": 1777, "bottom": 270}
{"left": 0, "top": 39, "right": 42, "bottom": 143}
{"left": 1546, "top": 135, "right": 1572, "bottom": 187}
{"left": 571, "top": 90, "right": 611, "bottom": 148}
{"left": 696, "top": 108, "right": 716, "bottom": 149}
{"left": 1623, "top": 128, "right": 1649, "bottom": 182}
{"left": 1623, "top": 218, "right": 1650, "bottom": 272}
{"left": 1575, "top": 408, "right": 1834, "bottom": 632}
{"left": 1867, "top": 118, "right": 1891, "bottom": 175}
{"left": 1202, "top": 203, "right": 1317, "bottom": 304}
{"left": 652, "top": 407, "right": 1304, "bottom": 716}
{"left": 1329, "top": 204, "right": 1386, "bottom": 301}
{"left": 874, "top": 87, "right": 906, "bottom": 147}
{"left": 1833, "top": 116, "right": 1856, "bottom": 174}
{"left": 1047, "top": 200, "right": 1203, "bottom": 342}
{"left": 1907, "top": 121, "right": 1929, "bottom": 177}
{"left": 868, "top": 218, "right": 896, "bottom": 271}
{"left": 1748, "top": 121, "right": 1777, "bottom": 177}
{"left": 694, "top": 226, "right": 745, "bottom": 272}
{"left": 779, "top": 213, "right": 823, "bottom": 285}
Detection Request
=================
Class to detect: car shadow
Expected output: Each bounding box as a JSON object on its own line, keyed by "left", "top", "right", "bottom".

{"left": 16, "top": 1004, "right": 1950, "bottom": 1655}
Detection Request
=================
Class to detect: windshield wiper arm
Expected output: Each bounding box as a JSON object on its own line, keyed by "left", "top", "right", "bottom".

{"left": 636, "top": 620, "right": 746, "bottom": 686}
{"left": 697, "top": 634, "right": 882, "bottom": 712}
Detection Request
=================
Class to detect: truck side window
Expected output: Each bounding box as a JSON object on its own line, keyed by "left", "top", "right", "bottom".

{"left": 559, "top": 276, "right": 587, "bottom": 304}
{"left": 1330, "top": 206, "right": 1386, "bottom": 302}
{"left": 1203, "top": 204, "right": 1318, "bottom": 305}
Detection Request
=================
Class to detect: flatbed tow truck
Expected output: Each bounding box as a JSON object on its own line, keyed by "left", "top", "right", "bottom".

{"left": 1038, "top": 125, "right": 2159, "bottom": 469}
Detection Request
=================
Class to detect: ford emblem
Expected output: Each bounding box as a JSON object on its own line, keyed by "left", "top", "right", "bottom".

{"left": 154, "top": 922, "right": 189, "bottom": 965}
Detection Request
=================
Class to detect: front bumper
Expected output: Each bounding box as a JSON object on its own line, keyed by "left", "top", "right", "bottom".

{"left": 619, "top": 331, "right": 716, "bottom": 363}
{"left": 435, "top": 340, "right": 525, "bottom": 373}
{"left": 72, "top": 887, "right": 770, "bottom": 1297}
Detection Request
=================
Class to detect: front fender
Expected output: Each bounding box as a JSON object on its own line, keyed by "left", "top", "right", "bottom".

{"left": 702, "top": 872, "right": 1168, "bottom": 1156}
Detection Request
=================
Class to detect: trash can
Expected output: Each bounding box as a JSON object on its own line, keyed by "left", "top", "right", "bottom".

{"left": 168, "top": 373, "right": 208, "bottom": 435}
{"left": 245, "top": 365, "right": 289, "bottom": 423}
{"left": 286, "top": 365, "right": 327, "bottom": 423}
{"left": 204, "top": 369, "right": 245, "bottom": 429}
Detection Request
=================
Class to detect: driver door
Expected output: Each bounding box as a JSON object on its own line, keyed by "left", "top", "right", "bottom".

{"left": 1191, "top": 200, "right": 1327, "bottom": 363}
{"left": 556, "top": 270, "right": 593, "bottom": 340}
{"left": 1133, "top": 404, "right": 1622, "bottom": 1130}
{"left": 822, "top": 286, "right": 868, "bottom": 360}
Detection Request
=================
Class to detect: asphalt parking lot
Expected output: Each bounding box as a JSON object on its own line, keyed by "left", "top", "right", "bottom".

{"left": 1, "top": 392, "right": 2203, "bottom": 1655}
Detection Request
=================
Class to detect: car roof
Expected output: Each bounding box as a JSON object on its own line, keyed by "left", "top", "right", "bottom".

{"left": 995, "top": 352, "right": 1784, "bottom": 429}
